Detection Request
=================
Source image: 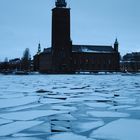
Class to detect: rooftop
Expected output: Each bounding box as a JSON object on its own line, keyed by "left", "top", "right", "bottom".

{"left": 72, "top": 45, "right": 114, "bottom": 53}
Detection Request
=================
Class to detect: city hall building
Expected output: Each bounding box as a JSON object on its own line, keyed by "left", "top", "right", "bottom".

{"left": 34, "top": 0, "right": 120, "bottom": 73}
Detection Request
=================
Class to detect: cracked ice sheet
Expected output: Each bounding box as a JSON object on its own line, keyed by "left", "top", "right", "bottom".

{"left": 0, "top": 110, "right": 68, "bottom": 121}
{"left": 8, "top": 104, "right": 42, "bottom": 112}
{"left": 44, "top": 95, "right": 68, "bottom": 99}
{"left": 52, "top": 88, "right": 93, "bottom": 94}
{"left": 127, "top": 106, "right": 140, "bottom": 110}
{"left": 51, "top": 113, "right": 76, "bottom": 121}
{"left": 48, "top": 132, "right": 95, "bottom": 140}
{"left": 29, "top": 122, "right": 51, "bottom": 133}
{"left": 0, "top": 137, "right": 42, "bottom": 140}
{"left": 109, "top": 105, "right": 132, "bottom": 110}
{"left": 13, "top": 133, "right": 45, "bottom": 137}
{"left": 85, "top": 102, "right": 111, "bottom": 108}
{"left": 0, "top": 118, "right": 13, "bottom": 125}
{"left": 0, "top": 121, "right": 43, "bottom": 136}
{"left": 51, "top": 125, "right": 70, "bottom": 132}
{"left": 41, "top": 98, "right": 66, "bottom": 104}
{"left": 114, "top": 97, "right": 136, "bottom": 105}
{"left": 67, "top": 95, "right": 110, "bottom": 103}
{"left": 90, "top": 119, "right": 140, "bottom": 140}
{"left": 0, "top": 96, "right": 38, "bottom": 109}
{"left": 0, "top": 94, "right": 24, "bottom": 99}
{"left": 51, "top": 105, "right": 77, "bottom": 111}
{"left": 87, "top": 111, "right": 129, "bottom": 118}
{"left": 72, "top": 120, "right": 104, "bottom": 133}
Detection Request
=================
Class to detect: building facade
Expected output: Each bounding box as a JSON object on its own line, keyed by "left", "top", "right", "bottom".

{"left": 34, "top": 0, "right": 120, "bottom": 73}
{"left": 121, "top": 52, "right": 140, "bottom": 72}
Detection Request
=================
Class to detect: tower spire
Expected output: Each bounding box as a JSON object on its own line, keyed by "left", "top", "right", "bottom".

{"left": 115, "top": 38, "right": 118, "bottom": 44}
{"left": 37, "top": 43, "right": 41, "bottom": 54}
{"left": 114, "top": 38, "right": 119, "bottom": 52}
{"left": 55, "top": 0, "right": 67, "bottom": 8}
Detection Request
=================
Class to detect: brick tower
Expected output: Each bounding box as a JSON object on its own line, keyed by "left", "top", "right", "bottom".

{"left": 51, "top": 0, "right": 72, "bottom": 73}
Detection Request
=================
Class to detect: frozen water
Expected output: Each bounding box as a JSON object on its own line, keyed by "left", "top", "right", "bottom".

{"left": 41, "top": 98, "right": 66, "bottom": 104}
{"left": 48, "top": 132, "right": 95, "bottom": 140}
{"left": 85, "top": 102, "right": 111, "bottom": 108}
{"left": 0, "top": 118, "right": 13, "bottom": 125}
{"left": 0, "top": 121, "right": 43, "bottom": 136}
{"left": 87, "top": 111, "right": 129, "bottom": 117}
{"left": 8, "top": 104, "right": 42, "bottom": 111}
{"left": 51, "top": 125, "right": 70, "bottom": 132}
{"left": 0, "top": 110, "right": 68, "bottom": 121}
{"left": 90, "top": 119, "right": 140, "bottom": 140}
{"left": 72, "top": 120, "right": 104, "bottom": 133}
{"left": 13, "top": 133, "right": 45, "bottom": 137}
{"left": 51, "top": 113, "right": 76, "bottom": 121}
{"left": 114, "top": 97, "right": 136, "bottom": 105}
{"left": 0, "top": 74, "right": 140, "bottom": 139}
{"left": 51, "top": 105, "right": 77, "bottom": 111}
{"left": 0, "top": 137, "right": 42, "bottom": 140}
{"left": 109, "top": 105, "right": 132, "bottom": 110}
{"left": 0, "top": 96, "right": 38, "bottom": 109}
{"left": 128, "top": 106, "right": 140, "bottom": 110}
{"left": 29, "top": 122, "right": 51, "bottom": 133}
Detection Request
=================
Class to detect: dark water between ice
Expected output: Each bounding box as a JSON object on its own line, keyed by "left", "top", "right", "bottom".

{"left": 0, "top": 74, "right": 140, "bottom": 140}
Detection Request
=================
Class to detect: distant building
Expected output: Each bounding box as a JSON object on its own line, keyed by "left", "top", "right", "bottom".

{"left": 121, "top": 52, "right": 140, "bottom": 72}
{"left": 34, "top": 0, "right": 120, "bottom": 73}
{"left": 0, "top": 58, "right": 20, "bottom": 73}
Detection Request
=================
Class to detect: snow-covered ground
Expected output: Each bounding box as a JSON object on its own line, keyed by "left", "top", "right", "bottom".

{"left": 0, "top": 74, "right": 140, "bottom": 140}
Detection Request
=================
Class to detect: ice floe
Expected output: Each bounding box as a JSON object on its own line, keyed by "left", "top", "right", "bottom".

{"left": 0, "top": 74, "right": 140, "bottom": 140}
{"left": 72, "top": 120, "right": 104, "bottom": 133}
{"left": 50, "top": 120, "right": 70, "bottom": 129}
{"left": 90, "top": 119, "right": 140, "bottom": 140}
{"left": 41, "top": 98, "right": 66, "bottom": 104}
{"left": 0, "top": 121, "right": 43, "bottom": 136}
{"left": 87, "top": 111, "right": 129, "bottom": 117}
{"left": 8, "top": 104, "right": 42, "bottom": 111}
{"left": 13, "top": 133, "right": 44, "bottom": 137}
{"left": 0, "top": 137, "right": 43, "bottom": 140}
{"left": 0, "top": 110, "right": 68, "bottom": 121}
{"left": 114, "top": 97, "right": 136, "bottom": 104}
{"left": 0, "top": 96, "right": 38, "bottom": 109}
{"left": 0, "top": 118, "right": 13, "bottom": 125}
{"left": 44, "top": 95, "right": 68, "bottom": 100}
{"left": 109, "top": 105, "right": 132, "bottom": 110}
{"left": 51, "top": 113, "right": 76, "bottom": 121}
{"left": 51, "top": 125, "right": 70, "bottom": 132}
{"left": 29, "top": 122, "right": 51, "bottom": 133}
{"left": 48, "top": 132, "right": 95, "bottom": 140}
{"left": 0, "top": 94, "right": 24, "bottom": 99}
{"left": 85, "top": 102, "right": 111, "bottom": 108}
{"left": 51, "top": 105, "right": 77, "bottom": 111}
{"left": 67, "top": 95, "right": 111, "bottom": 103}
{"left": 128, "top": 106, "right": 140, "bottom": 110}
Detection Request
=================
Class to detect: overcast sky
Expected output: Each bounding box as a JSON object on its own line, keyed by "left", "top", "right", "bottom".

{"left": 0, "top": 0, "right": 140, "bottom": 61}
